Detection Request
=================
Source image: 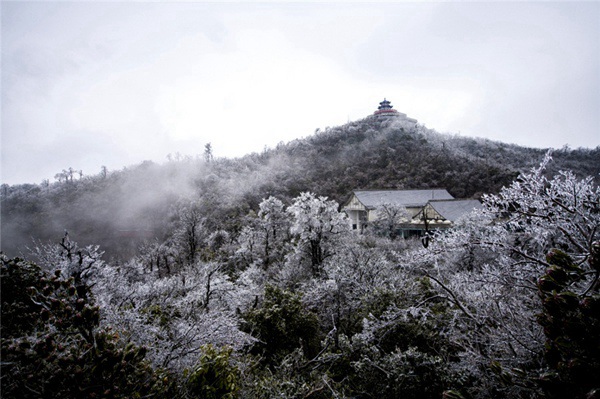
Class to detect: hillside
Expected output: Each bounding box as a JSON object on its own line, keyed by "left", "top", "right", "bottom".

{"left": 2, "top": 116, "right": 600, "bottom": 399}
{"left": 207, "top": 116, "right": 599, "bottom": 208}
{"left": 1, "top": 116, "right": 599, "bottom": 258}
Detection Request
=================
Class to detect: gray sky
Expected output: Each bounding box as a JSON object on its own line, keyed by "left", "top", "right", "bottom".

{"left": 2, "top": 1, "right": 599, "bottom": 185}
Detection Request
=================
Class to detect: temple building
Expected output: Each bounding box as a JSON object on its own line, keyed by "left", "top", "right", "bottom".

{"left": 342, "top": 189, "right": 481, "bottom": 237}
{"left": 373, "top": 98, "right": 418, "bottom": 126}
{"left": 374, "top": 98, "right": 398, "bottom": 117}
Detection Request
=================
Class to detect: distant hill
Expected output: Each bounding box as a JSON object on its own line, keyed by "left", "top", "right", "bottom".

{"left": 2, "top": 116, "right": 598, "bottom": 258}
{"left": 230, "top": 116, "right": 598, "bottom": 203}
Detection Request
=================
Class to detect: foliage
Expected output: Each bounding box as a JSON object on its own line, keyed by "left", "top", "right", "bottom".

{"left": 536, "top": 248, "right": 600, "bottom": 399}
{"left": 2, "top": 118, "right": 600, "bottom": 399}
{"left": 370, "top": 202, "right": 410, "bottom": 239}
{"left": 238, "top": 349, "right": 335, "bottom": 399}
{"left": 415, "top": 154, "right": 600, "bottom": 398}
{"left": 323, "top": 280, "right": 469, "bottom": 399}
{"left": 347, "top": 346, "right": 459, "bottom": 399}
{"left": 186, "top": 345, "right": 239, "bottom": 399}
{"left": 0, "top": 255, "right": 173, "bottom": 399}
{"left": 0, "top": 256, "right": 47, "bottom": 338}
{"left": 235, "top": 196, "right": 290, "bottom": 270}
{"left": 287, "top": 192, "right": 349, "bottom": 275}
{"left": 243, "top": 285, "right": 321, "bottom": 364}
{"left": 94, "top": 258, "right": 253, "bottom": 373}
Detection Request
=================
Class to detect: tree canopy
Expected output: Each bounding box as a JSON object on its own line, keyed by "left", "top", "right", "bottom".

{"left": 1, "top": 119, "right": 599, "bottom": 398}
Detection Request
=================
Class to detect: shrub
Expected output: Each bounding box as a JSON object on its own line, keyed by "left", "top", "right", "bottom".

{"left": 0, "top": 255, "right": 173, "bottom": 398}
{"left": 186, "top": 345, "right": 239, "bottom": 399}
{"left": 243, "top": 285, "right": 321, "bottom": 364}
{"left": 536, "top": 249, "right": 600, "bottom": 398}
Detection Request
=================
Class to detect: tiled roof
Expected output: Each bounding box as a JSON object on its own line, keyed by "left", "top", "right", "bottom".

{"left": 352, "top": 189, "right": 454, "bottom": 209}
{"left": 427, "top": 199, "right": 482, "bottom": 221}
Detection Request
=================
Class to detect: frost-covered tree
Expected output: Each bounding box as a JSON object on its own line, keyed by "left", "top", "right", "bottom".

{"left": 301, "top": 234, "right": 402, "bottom": 341}
{"left": 94, "top": 258, "right": 253, "bottom": 373}
{"left": 204, "top": 142, "right": 214, "bottom": 163}
{"left": 415, "top": 154, "right": 600, "bottom": 397}
{"left": 170, "top": 202, "right": 207, "bottom": 266}
{"left": 236, "top": 196, "right": 290, "bottom": 269}
{"left": 481, "top": 153, "right": 599, "bottom": 276}
{"left": 257, "top": 196, "right": 290, "bottom": 267}
{"left": 30, "top": 232, "right": 104, "bottom": 299}
{"left": 137, "top": 240, "right": 180, "bottom": 277}
{"left": 287, "top": 192, "right": 349, "bottom": 275}
{"left": 371, "top": 202, "right": 410, "bottom": 239}
{"left": 235, "top": 225, "right": 261, "bottom": 268}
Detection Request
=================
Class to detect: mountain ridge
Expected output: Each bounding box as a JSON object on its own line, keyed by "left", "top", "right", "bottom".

{"left": 2, "top": 116, "right": 598, "bottom": 258}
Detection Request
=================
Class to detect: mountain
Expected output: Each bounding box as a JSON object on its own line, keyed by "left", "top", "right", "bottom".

{"left": 2, "top": 116, "right": 598, "bottom": 258}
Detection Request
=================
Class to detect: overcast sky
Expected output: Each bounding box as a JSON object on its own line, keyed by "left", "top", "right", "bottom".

{"left": 2, "top": 1, "right": 599, "bottom": 185}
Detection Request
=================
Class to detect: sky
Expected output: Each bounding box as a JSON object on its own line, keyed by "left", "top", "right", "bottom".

{"left": 2, "top": 1, "right": 599, "bottom": 185}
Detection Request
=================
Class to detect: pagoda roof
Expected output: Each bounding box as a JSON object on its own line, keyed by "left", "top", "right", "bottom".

{"left": 378, "top": 98, "right": 394, "bottom": 109}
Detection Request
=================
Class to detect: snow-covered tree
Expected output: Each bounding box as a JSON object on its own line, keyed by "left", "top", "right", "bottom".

{"left": 287, "top": 192, "right": 350, "bottom": 275}
{"left": 236, "top": 196, "right": 290, "bottom": 270}
{"left": 481, "top": 153, "right": 600, "bottom": 278}
{"left": 257, "top": 196, "right": 290, "bottom": 267}
{"left": 170, "top": 202, "right": 207, "bottom": 266}
{"left": 30, "top": 232, "right": 104, "bottom": 299}
{"left": 414, "top": 154, "right": 600, "bottom": 397}
{"left": 302, "top": 234, "right": 402, "bottom": 344}
{"left": 94, "top": 259, "right": 253, "bottom": 372}
{"left": 371, "top": 202, "right": 410, "bottom": 239}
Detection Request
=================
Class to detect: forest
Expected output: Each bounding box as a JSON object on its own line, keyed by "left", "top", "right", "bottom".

{"left": 1, "top": 117, "right": 599, "bottom": 398}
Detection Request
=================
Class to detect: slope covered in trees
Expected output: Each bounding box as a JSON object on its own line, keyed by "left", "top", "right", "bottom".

{"left": 2, "top": 154, "right": 599, "bottom": 398}
{"left": 1, "top": 111, "right": 599, "bottom": 398}
{"left": 2, "top": 117, "right": 598, "bottom": 259}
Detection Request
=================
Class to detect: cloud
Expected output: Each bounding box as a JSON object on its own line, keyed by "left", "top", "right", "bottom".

{"left": 1, "top": 2, "right": 598, "bottom": 185}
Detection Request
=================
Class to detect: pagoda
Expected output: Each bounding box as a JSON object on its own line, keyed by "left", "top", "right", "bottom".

{"left": 373, "top": 98, "right": 418, "bottom": 125}
{"left": 374, "top": 98, "right": 399, "bottom": 117}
